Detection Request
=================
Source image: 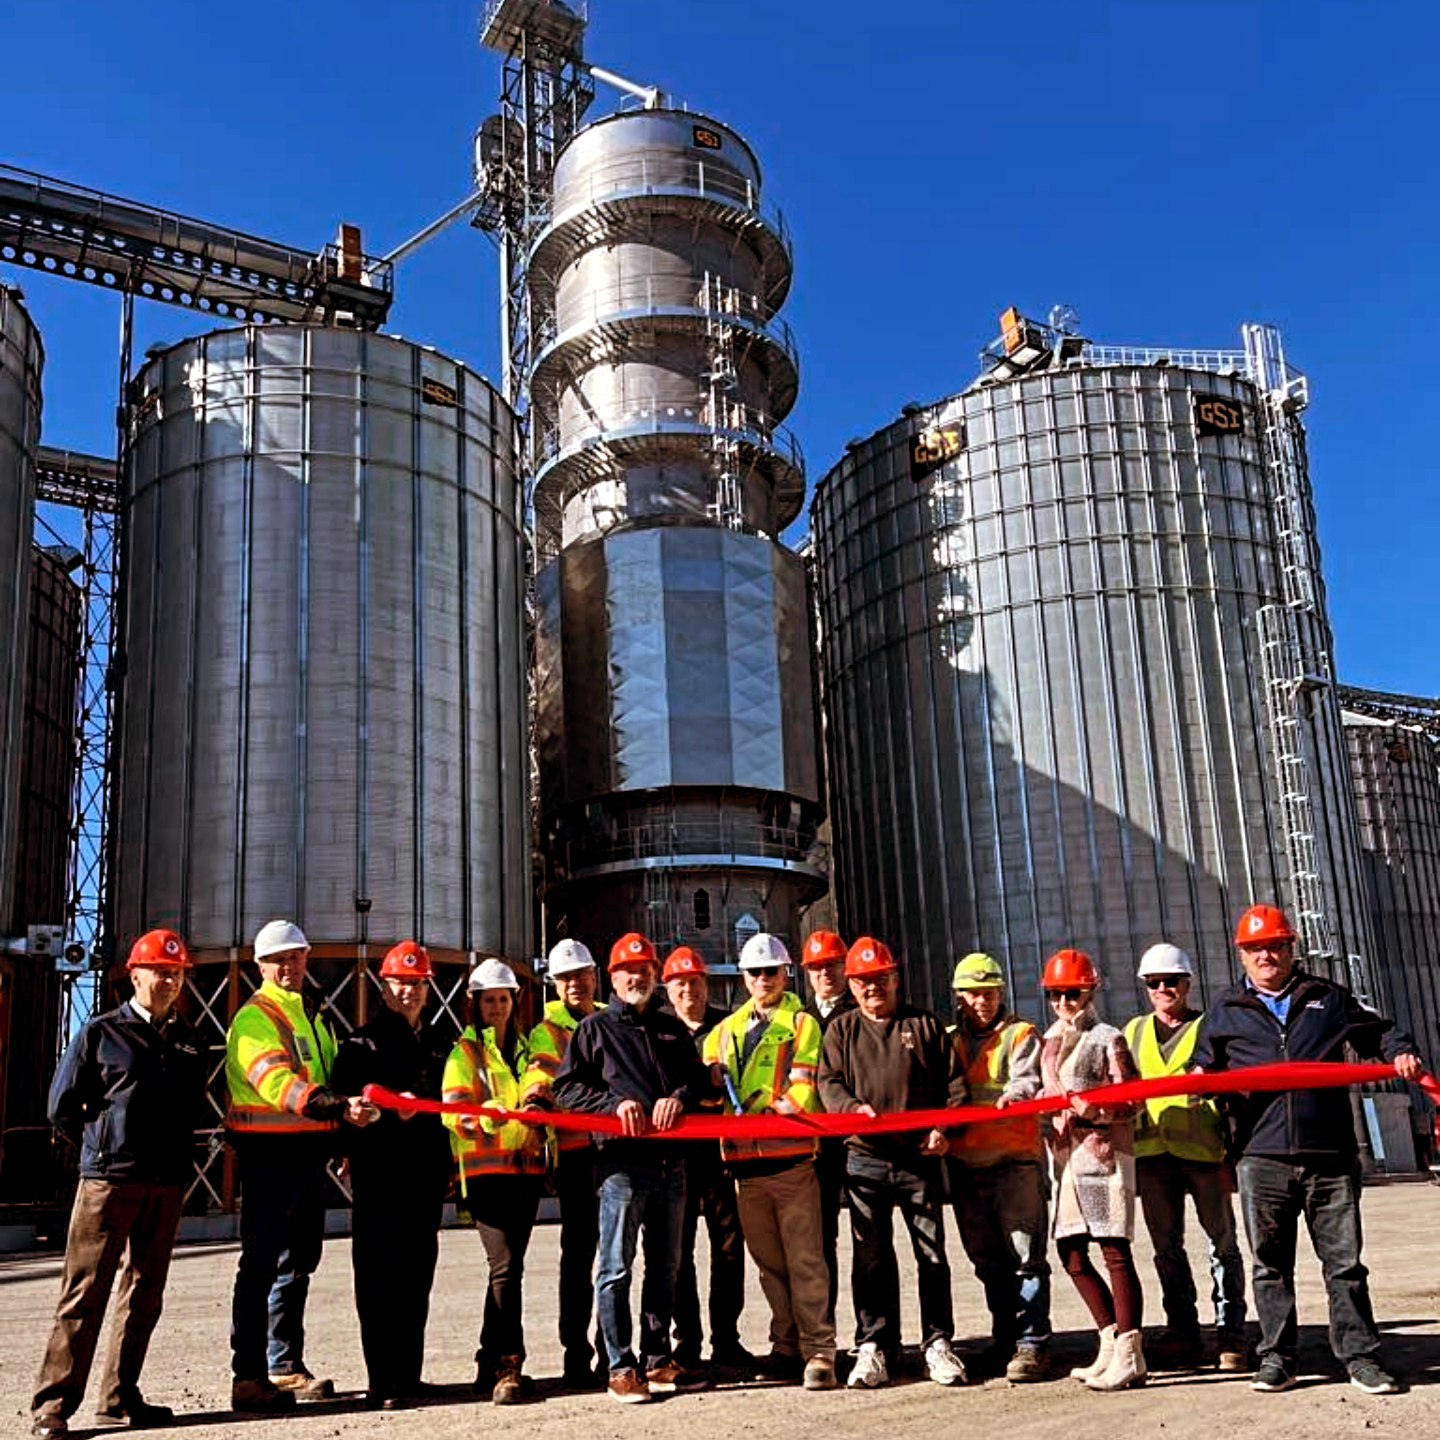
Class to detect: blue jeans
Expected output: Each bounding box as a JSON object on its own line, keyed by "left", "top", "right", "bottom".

{"left": 1237, "top": 1154, "right": 1379, "bottom": 1366}
{"left": 949, "top": 1159, "right": 1052, "bottom": 1350}
{"left": 231, "top": 1147, "right": 328, "bottom": 1379}
{"left": 595, "top": 1158, "right": 687, "bottom": 1374}
{"left": 1137, "top": 1154, "right": 1246, "bottom": 1336}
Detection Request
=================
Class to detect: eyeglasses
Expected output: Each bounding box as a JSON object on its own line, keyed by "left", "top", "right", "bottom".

{"left": 1143, "top": 976, "right": 1186, "bottom": 991}
{"left": 1046, "top": 988, "right": 1086, "bottom": 1003}
{"left": 747, "top": 966, "right": 784, "bottom": 978}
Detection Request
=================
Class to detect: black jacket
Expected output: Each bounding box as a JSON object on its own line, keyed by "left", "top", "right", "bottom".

{"left": 555, "top": 993, "right": 716, "bottom": 1166}
{"left": 49, "top": 1002, "right": 206, "bottom": 1185}
{"left": 1192, "top": 971, "right": 1419, "bottom": 1161}
{"left": 804, "top": 990, "right": 857, "bottom": 1033}
{"left": 332, "top": 1005, "right": 454, "bottom": 1202}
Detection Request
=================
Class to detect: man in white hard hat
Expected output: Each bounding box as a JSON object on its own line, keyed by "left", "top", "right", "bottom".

{"left": 704, "top": 934, "right": 837, "bottom": 1390}
{"left": 1123, "top": 942, "right": 1247, "bottom": 1373}
{"left": 226, "top": 920, "right": 380, "bottom": 1412}
{"left": 522, "top": 939, "right": 605, "bottom": 1388}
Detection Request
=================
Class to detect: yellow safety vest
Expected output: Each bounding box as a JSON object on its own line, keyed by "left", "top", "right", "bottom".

{"left": 947, "top": 1017, "right": 1043, "bottom": 1167}
{"left": 702, "top": 992, "right": 821, "bottom": 1166}
{"left": 522, "top": 1000, "right": 592, "bottom": 1154}
{"left": 1123, "top": 1013, "right": 1225, "bottom": 1163}
{"left": 225, "top": 980, "right": 339, "bottom": 1136}
{"left": 442, "top": 1026, "right": 544, "bottom": 1190}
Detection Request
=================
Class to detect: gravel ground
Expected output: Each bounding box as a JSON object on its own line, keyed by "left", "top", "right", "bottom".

{"left": 2, "top": 1180, "right": 1437, "bottom": 1439}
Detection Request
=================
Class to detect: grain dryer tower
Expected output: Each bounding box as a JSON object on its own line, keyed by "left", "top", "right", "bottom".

{"left": 475, "top": 1, "right": 823, "bottom": 961}
{"left": 812, "top": 311, "right": 1376, "bottom": 1017}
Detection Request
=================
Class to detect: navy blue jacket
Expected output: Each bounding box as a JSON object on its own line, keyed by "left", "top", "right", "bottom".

{"left": 49, "top": 1002, "right": 206, "bottom": 1185}
{"left": 1191, "top": 971, "right": 1419, "bottom": 1162}
{"left": 554, "top": 993, "right": 716, "bottom": 1166}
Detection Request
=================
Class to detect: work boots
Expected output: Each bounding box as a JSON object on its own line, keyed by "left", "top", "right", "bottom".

{"left": 1069, "top": 1324, "right": 1117, "bottom": 1382}
{"left": 1086, "top": 1330, "right": 1148, "bottom": 1391}
{"left": 231, "top": 1378, "right": 297, "bottom": 1413}
{"left": 492, "top": 1356, "right": 525, "bottom": 1406}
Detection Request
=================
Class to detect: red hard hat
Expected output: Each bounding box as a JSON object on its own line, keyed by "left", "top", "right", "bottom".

{"left": 127, "top": 929, "right": 192, "bottom": 970}
{"left": 1234, "top": 904, "right": 1297, "bottom": 947}
{"left": 609, "top": 932, "right": 658, "bottom": 973}
{"left": 802, "top": 930, "right": 848, "bottom": 967}
{"left": 1042, "top": 948, "right": 1100, "bottom": 990}
{"left": 844, "top": 936, "right": 898, "bottom": 978}
{"left": 380, "top": 939, "right": 434, "bottom": 980}
{"left": 661, "top": 946, "right": 707, "bottom": 982}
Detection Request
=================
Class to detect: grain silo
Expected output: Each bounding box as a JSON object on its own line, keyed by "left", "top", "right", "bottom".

{"left": 811, "top": 314, "right": 1374, "bottom": 1018}
{"left": 113, "top": 325, "right": 529, "bottom": 966}
{"left": 0, "top": 284, "right": 42, "bottom": 936}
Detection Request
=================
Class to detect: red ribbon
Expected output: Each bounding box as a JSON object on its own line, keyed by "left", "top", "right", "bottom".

{"left": 365, "top": 1061, "right": 1438, "bottom": 1144}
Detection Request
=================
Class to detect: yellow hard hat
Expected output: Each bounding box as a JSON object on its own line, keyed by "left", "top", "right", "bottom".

{"left": 952, "top": 952, "right": 1005, "bottom": 990}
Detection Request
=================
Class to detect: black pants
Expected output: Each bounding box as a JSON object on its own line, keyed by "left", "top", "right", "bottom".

{"left": 469, "top": 1176, "right": 543, "bottom": 1367}
{"left": 845, "top": 1150, "right": 953, "bottom": 1357}
{"left": 672, "top": 1151, "right": 746, "bottom": 1364}
{"left": 554, "top": 1147, "right": 601, "bottom": 1373}
{"left": 352, "top": 1182, "right": 444, "bottom": 1396}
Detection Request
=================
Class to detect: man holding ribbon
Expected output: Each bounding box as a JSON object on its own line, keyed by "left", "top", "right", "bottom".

{"left": 1193, "top": 903, "right": 1424, "bottom": 1397}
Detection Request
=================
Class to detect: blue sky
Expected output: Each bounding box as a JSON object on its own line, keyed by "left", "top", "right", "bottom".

{"left": 6, "top": 0, "right": 1436, "bottom": 693}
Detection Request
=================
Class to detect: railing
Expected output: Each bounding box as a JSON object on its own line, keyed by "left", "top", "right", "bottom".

{"left": 553, "top": 814, "right": 823, "bottom": 876}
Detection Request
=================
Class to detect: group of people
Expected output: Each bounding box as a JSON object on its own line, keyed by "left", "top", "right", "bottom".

{"left": 29, "top": 901, "right": 1425, "bottom": 1434}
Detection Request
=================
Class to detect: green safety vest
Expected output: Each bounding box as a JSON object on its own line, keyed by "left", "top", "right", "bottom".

{"left": 1123, "top": 1013, "right": 1225, "bottom": 1164}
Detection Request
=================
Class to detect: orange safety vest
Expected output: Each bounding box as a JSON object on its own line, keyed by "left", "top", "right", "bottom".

{"left": 947, "top": 1016, "right": 1043, "bottom": 1167}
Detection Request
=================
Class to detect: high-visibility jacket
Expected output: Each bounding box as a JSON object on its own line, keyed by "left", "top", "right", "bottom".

{"left": 226, "top": 980, "right": 339, "bottom": 1136}
{"left": 443, "top": 1025, "right": 544, "bottom": 1189}
{"left": 946, "top": 1015, "right": 1043, "bottom": 1167}
{"left": 1124, "top": 1012, "right": 1225, "bottom": 1164}
{"left": 702, "top": 992, "right": 821, "bottom": 1166}
{"left": 523, "top": 1000, "right": 593, "bottom": 1153}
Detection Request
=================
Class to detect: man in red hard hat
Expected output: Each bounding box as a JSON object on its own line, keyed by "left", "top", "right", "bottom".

{"left": 32, "top": 931, "right": 204, "bottom": 1438}
{"left": 555, "top": 933, "right": 716, "bottom": 1403}
{"left": 818, "top": 937, "right": 969, "bottom": 1390}
{"left": 1193, "top": 904, "right": 1425, "bottom": 1397}
{"left": 332, "top": 941, "right": 453, "bottom": 1408}
{"left": 799, "top": 930, "right": 854, "bottom": 1324}
{"left": 660, "top": 947, "right": 751, "bottom": 1376}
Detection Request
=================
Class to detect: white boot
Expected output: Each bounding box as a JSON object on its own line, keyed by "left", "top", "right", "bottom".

{"left": 1069, "top": 1324, "right": 1117, "bottom": 1382}
{"left": 1086, "top": 1329, "right": 1147, "bottom": 1391}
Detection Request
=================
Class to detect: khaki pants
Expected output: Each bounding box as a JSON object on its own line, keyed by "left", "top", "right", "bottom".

{"left": 33, "top": 1178, "right": 184, "bottom": 1420}
{"left": 735, "top": 1160, "right": 836, "bottom": 1362}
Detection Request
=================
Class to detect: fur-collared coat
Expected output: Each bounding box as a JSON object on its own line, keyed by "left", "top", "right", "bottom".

{"left": 1040, "top": 1006, "right": 1140, "bottom": 1240}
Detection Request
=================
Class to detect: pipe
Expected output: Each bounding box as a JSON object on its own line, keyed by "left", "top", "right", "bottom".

{"left": 381, "top": 190, "right": 486, "bottom": 265}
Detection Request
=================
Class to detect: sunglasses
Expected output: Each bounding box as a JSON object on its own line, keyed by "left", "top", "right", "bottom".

{"left": 1046, "top": 988, "right": 1087, "bottom": 1003}
{"left": 748, "top": 966, "right": 785, "bottom": 978}
{"left": 1143, "top": 976, "right": 1186, "bottom": 991}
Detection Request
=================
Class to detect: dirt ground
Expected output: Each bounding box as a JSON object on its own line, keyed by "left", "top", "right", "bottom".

{"left": 2, "top": 1180, "right": 1437, "bottom": 1440}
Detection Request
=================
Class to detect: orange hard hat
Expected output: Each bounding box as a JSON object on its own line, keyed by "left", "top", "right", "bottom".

{"left": 609, "top": 932, "right": 658, "bottom": 973}
{"left": 1042, "top": 948, "right": 1100, "bottom": 990}
{"left": 802, "top": 930, "right": 848, "bottom": 967}
{"left": 1234, "top": 904, "right": 1297, "bottom": 948}
{"left": 380, "top": 939, "right": 434, "bottom": 980}
{"left": 661, "top": 946, "right": 707, "bottom": 982}
{"left": 844, "top": 936, "right": 898, "bottom": 978}
{"left": 127, "top": 929, "right": 192, "bottom": 970}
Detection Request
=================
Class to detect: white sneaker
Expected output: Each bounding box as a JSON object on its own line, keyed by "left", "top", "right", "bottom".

{"left": 925, "top": 1337, "right": 969, "bottom": 1386}
{"left": 847, "top": 1343, "right": 888, "bottom": 1389}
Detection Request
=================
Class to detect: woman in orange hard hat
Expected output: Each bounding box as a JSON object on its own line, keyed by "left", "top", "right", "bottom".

{"left": 1039, "top": 948, "right": 1146, "bottom": 1392}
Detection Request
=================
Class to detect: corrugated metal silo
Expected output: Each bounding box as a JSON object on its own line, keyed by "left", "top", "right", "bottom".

{"left": 812, "top": 346, "right": 1373, "bottom": 1018}
{"left": 0, "top": 285, "right": 41, "bottom": 937}
{"left": 113, "top": 325, "right": 529, "bottom": 965}
{"left": 1344, "top": 716, "right": 1440, "bottom": 1069}
{"left": 528, "top": 110, "right": 822, "bottom": 960}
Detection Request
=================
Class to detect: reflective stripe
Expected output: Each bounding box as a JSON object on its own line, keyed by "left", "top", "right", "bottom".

{"left": 227, "top": 1105, "right": 336, "bottom": 1134}
{"left": 443, "top": 1027, "right": 543, "bottom": 1180}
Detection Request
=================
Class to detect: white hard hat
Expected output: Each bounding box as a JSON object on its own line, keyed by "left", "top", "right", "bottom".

{"left": 1137, "top": 942, "right": 1195, "bottom": 979}
{"left": 739, "top": 932, "right": 792, "bottom": 972}
{"left": 547, "top": 939, "right": 596, "bottom": 977}
{"left": 254, "top": 919, "right": 309, "bottom": 961}
{"left": 468, "top": 957, "right": 520, "bottom": 992}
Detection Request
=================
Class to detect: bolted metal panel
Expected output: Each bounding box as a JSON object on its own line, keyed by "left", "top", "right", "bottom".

{"left": 813, "top": 362, "right": 1371, "bottom": 1018}
{"left": 1345, "top": 717, "right": 1440, "bottom": 1069}
{"left": 0, "top": 286, "right": 42, "bottom": 934}
{"left": 536, "top": 526, "right": 818, "bottom": 808}
{"left": 114, "top": 326, "right": 529, "bottom": 961}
